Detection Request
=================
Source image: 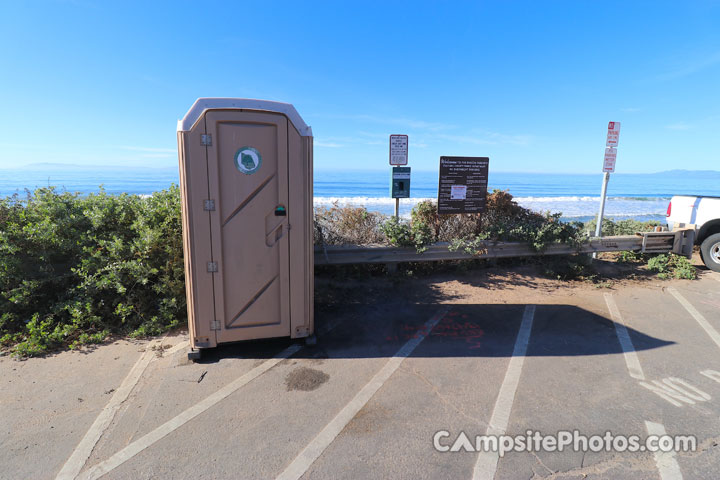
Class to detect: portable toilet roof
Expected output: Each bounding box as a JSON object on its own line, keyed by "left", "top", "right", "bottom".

{"left": 177, "top": 98, "right": 313, "bottom": 137}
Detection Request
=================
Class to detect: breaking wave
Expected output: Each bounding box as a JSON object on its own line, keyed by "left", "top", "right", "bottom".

{"left": 313, "top": 196, "right": 670, "bottom": 221}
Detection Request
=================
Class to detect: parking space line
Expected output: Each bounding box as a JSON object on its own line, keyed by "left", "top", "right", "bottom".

{"left": 472, "top": 305, "right": 535, "bottom": 480}
{"left": 603, "top": 295, "right": 688, "bottom": 478}
{"left": 55, "top": 339, "right": 162, "bottom": 480}
{"left": 604, "top": 293, "right": 645, "bottom": 380}
{"left": 668, "top": 287, "right": 720, "bottom": 350}
{"left": 76, "top": 343, "right": 302, "bottom": 480}
{"left": 275, "top": 306, "right": 450, "bottom": 480}
{"left": 645, "top": 421, "right": 684, "bottom": 480}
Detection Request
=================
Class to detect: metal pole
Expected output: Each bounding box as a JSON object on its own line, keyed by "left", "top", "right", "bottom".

{"left": 395, "top": 197, "right": 399, "bottom": 219}
{"left": 592, "top": 171, "right": 611, "bottom": 259}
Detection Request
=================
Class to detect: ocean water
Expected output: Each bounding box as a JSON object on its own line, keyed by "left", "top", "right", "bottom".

{"left": 1, "top": 165, "right": 719, "bottom": 223}
{"left": 314, "top": 169, "right": 720, "bottom": 222}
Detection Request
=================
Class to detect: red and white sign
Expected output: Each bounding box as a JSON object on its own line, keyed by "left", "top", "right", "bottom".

{"left": 606, "top": 121, "right": 621, "bottom": 147}
{"left": 389, "top": 134, "right": 408, "bottom": 165}
{"left": 603, "top": 147, "right": 617, "bottom": 173}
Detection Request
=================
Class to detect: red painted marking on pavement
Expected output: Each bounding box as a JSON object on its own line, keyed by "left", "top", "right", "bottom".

{"left": 701, "top": 300, "right": 720, "bottom": 311}
{"left": 392, "top": 312, "right": 485, "bottom": 349}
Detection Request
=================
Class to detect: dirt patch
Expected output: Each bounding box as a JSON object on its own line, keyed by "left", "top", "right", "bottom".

{"left": 285, "top": 367, "right": 330, "bottom": 392}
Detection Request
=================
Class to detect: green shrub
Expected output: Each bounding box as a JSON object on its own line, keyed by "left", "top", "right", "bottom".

{"left": 0, "top": 186, "right": 186, "bottom": 357}
{"left": 313, "top": 191, "right": 586, "bottom": 253}
{"left": 445, "top": 191, "right": 586, "bottom": 254}
{"left": 647, "top": 254, "right": 697, "bottom": 280}
{"left": 542, "top": 254, "right": 595, "bottom": 280}
{"left": 379, "top": 217, "right": 414, "bottom": 247}
{"left": 617, "top": 250, "right": 646, "bottom": 263}
{"left": 584, "top": 218, "right": 661, "bottom": 237}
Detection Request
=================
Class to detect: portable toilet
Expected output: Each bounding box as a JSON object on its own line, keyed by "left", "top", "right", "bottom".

{"left": 177, "top": 98, "right": 314, "bottom": 358}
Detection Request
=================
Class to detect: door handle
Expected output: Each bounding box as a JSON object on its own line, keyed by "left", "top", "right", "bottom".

{"left": 265, "top": 221, "right": 287, "bottom": 247}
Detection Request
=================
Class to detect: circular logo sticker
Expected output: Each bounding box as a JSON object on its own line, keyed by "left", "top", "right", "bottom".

{"left": 234, "top": 147, "right": 262, "bottom": 175}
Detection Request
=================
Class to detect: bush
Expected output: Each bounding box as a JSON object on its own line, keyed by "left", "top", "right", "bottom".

{"left": 584, "top": 218, "right": 661, "bottom": 237}
{"left": 313, "top": 191, "right": 587, "bottom": 255}
{"left": 313, "top": 203, "right": 385, "bottom": 246}
{"left": 0, "top": 186, "right": 186, "bottom": 356}
{"left": 379, "top": 217, "right": 413, "bottom": 247}
{"left": 445, "top": 191, "right": 586, "bottom": 254}
{"left": 647, "top": 254, "right": 697, "bottom": 280}
{"left": 542, "top": 254, "right": 595, "bottom": 280}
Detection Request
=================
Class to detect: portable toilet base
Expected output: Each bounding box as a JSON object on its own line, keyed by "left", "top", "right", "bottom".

{"left": 177, "top": 99, "right": 314, "bottom": 356}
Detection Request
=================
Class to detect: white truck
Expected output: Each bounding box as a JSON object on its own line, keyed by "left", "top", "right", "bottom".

{"left": 666, "top": 195, "right": 720, "bottom": 272}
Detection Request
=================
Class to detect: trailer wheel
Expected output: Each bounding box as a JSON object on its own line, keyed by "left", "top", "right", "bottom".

{"left": 700, "top": 233, "right": 720, "bottom": 272}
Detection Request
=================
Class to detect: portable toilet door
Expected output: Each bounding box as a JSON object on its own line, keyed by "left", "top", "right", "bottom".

{"left": 177, "top": 98, "right": 314, "bottom": 352}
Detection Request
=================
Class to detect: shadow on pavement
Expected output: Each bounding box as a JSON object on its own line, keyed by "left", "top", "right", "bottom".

{"left": 198, "top": 302, "right": 674, "bottom": 363}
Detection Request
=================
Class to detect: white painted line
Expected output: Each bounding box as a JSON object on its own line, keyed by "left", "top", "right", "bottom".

{"left": 668, "top": 287, "right": 720, "bottom": 350}
{"left": 605, "top": 295, "right": 683, "bottom": 479}
{"left": 645, "top": 421, "right": 684, "bottom": 480}
{"left": 276, "top": 306, "right": 450, "bottom": 480}
{"left": 77, "top": 343, "right": 302, "bottom": 480}
{"left": 472, "top": 305, "right": 535, "bottom": 480}
{"left": 56, "top": 339, "right": 162, "bottom": 480}
{"left": 604, "top": 293, "right": 645, "bottom": 380}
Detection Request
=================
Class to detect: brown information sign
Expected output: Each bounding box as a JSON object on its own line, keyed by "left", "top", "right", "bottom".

{"left": 437, "top": 156, "right": 489, "bottom": 214}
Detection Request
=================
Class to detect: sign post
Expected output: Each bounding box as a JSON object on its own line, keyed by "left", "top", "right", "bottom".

{"left": 593, "top": 122, "right": 620, "bottom": 258}
{"left": 389, "top": 135, "right": 409, "bottom": 218}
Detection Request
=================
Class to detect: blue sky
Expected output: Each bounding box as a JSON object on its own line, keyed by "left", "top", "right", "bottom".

{"left": 1, "top": 1, "right": 719, "bottom": 173}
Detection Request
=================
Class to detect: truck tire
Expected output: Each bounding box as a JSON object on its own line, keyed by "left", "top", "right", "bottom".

{"left": 700, "top": 233, "right": 720, "bottom": 272}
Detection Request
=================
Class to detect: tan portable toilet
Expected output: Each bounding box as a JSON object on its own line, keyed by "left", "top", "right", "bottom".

{"left": 177, "top": 98, "right": 314, "bottom": 358}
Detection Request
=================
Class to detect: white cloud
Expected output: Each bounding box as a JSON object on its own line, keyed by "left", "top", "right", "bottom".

{"left": 314, "top": 141, "right": 344, "bottom": 148}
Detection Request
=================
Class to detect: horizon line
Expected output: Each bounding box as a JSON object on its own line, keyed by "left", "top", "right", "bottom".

{"left": 3, "top": 162, "right": 719, "bottom": 176}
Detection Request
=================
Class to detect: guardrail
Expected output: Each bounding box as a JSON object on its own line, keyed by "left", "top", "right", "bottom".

{"left": 314, "top": 229, "right": 695, "bottom": 266}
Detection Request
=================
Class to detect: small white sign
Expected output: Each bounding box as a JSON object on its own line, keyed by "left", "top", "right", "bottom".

{"left": 603, "top": 147, "right": 617, "bottom": 173}
{"left": 389, "top": 134, "right": 408, "bottom": 165}
{"left": 450, "top": 185, "right": 467, "bottom": 200}
{"left": 606, "top": 121, "right": 621, "bottom": 147}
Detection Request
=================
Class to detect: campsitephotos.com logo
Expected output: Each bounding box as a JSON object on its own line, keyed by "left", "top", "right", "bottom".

{"left": 433, "top": 430, "right": 696, "bottom": 456}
